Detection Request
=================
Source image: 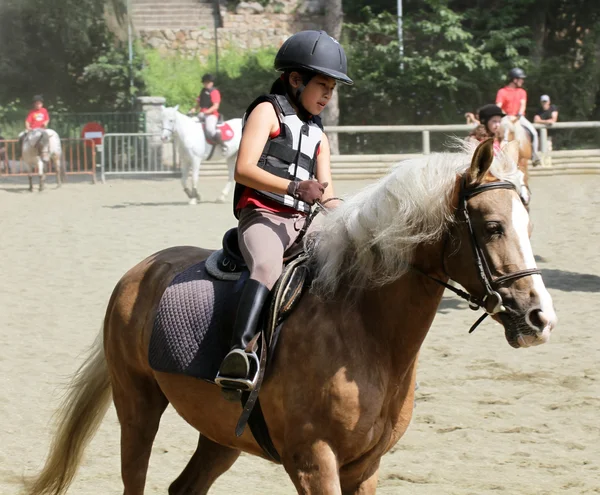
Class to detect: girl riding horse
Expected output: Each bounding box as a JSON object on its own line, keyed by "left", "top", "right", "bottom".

{"left": 217, "top": 30, "right": 353, "bottom": 389}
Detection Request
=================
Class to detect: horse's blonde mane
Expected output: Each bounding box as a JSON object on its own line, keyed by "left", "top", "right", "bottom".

{"left": 310, "top": 142, "right": 522, "bottom": 299}
{"left": 500, "top": 116, "right": 528, "bottom": 151}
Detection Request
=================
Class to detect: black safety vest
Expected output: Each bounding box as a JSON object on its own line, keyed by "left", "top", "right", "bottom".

{"left": 198, "top": 87, "right": 215, "bottom": 109}
{"left": 233, "top": 94, "right": 323, "bottom": 218}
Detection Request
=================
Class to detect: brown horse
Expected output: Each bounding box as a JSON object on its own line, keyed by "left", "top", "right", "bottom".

{"left": 25, "top": 139, "right": 557, "bottom": 495}
{"left": 499, "top": 116, "right": 533, "bottom": 205}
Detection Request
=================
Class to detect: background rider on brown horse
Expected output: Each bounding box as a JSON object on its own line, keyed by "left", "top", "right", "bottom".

{"left": 495, "top": 68, "right": 541, "bottom": 165}
{"left": 465, "top": 104, "right": 505, "bottom": 151}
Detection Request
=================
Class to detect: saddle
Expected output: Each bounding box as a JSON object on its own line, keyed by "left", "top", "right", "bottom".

{"left": 203, "top": 122, "right": 235, "bottom": 145}
{"left": 207, "top": 228, "right": 311, "bottom": 352}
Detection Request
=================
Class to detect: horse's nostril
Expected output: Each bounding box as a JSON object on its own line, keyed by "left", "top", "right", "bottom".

{"left": 525, "top": 307, "right": 549, "bottom": 331}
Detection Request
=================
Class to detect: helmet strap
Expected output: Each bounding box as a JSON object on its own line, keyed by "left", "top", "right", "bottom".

{"left": 287, "top": 72, "right": 315, "bottom": 121}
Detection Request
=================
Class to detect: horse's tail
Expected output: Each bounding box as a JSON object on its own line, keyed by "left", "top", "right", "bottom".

{"left": 24, "top": 332, "right": 111, "bottom": 495}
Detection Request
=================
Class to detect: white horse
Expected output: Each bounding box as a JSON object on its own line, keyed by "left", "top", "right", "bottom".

{"left": 22, "top": 129, "right": 63, "bottom": 191}
{"left": 161, "top": 105, "right": 242, "bottom": 205}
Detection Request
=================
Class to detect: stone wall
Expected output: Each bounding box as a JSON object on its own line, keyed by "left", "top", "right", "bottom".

{"left": 134, "top": 0, "right": 326, "bottom": 59}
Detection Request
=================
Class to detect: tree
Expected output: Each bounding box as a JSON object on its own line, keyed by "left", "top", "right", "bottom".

{"left": 0, "top": 0, "right": 138, "bottom": 112}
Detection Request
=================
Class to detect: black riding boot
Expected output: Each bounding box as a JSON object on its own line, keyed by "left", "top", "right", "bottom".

{"left": 217, "top": 279, "right": 270, "bottom": 386}
{"left": 212, "top": 131, "right": 228, "bottom": 153}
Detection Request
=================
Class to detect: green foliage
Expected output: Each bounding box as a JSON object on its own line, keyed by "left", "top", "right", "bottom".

{"left": 142, "top": 47, "right": 277, "bottom": 118}
{"left": 80, "top": 43, "right": 146, "bottom": 110}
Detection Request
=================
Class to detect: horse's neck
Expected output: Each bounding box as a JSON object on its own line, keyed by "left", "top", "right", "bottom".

{"left": 176, "top": 113, "right": 202, "bottom": 142}
{"left": 358, "top": 242, "right": 447, "bottom": 376}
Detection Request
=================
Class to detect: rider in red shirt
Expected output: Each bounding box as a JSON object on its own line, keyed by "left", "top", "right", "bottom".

{"left": 496, "top": 68, "right": 540, "bottom": 165}
{"left": 190, "top": 74, "right": 225, "bottom": 150}
{"left": 26, "top": 95, "right": 50, "bottom": 130}
{"left": 19, "top": 95, "right": 50, "bottom": 158}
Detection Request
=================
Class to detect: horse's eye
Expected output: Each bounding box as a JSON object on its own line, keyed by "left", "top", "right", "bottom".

{"left": 485, "top": 221, "right": 504, "bottom": 237}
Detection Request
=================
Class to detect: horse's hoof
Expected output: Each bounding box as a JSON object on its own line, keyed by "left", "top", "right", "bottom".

{"left": 216, "top": 195, "right": 226, "bottom": 203}
{"left": 189, "top": 198, "right": 197, "bottom": 205}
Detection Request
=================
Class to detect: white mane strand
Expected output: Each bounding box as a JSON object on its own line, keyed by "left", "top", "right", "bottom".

{"left": 500, "top": 117, "right": 529, "bottom": 152}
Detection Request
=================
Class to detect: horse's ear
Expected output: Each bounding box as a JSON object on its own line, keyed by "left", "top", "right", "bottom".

{"left": 502, "top": 139, "right": 519, "bottom": 166}
{"left": 174, "top": 104, "right": 179, "bottom": 112}
{"left": 469, "top": 138, "right": 495, "bottom": 185}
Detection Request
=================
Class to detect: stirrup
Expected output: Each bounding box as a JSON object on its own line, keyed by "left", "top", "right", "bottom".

{"left": 215, "top": 351, "right": 259, "bottom": 392}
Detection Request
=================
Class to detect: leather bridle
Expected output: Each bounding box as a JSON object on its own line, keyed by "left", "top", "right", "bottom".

{"left": 417, "top": 176, "right": 541, "bottom": 333}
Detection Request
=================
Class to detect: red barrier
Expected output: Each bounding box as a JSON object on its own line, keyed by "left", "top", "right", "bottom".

{"left": 0, "top": 138, "right": 96, "bottom": 183}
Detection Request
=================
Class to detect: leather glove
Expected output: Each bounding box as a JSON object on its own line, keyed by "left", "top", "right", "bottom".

{"left": 287, "top": 180, "right": 328, "bottom": 206}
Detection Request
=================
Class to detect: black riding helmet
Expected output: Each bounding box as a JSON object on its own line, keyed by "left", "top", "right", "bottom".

{"left": 508, "top": 67, "right": 526, "bottom": 80}
{"left": 478, "top": 104, "right": 505, "bottom": 124}
{"left": 275, "top": 30, "right": 353, "bottom": 85}
{"left": 202, "top": 74, "right": 214, "bottom": 83}
{"left": 33, "top": 94, "right": 44, "bottom": 102}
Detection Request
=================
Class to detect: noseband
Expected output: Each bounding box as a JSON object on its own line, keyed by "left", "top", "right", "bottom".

{"left": 162, "top": 119, "right": 175, "bottom": 137}
{"left": 419, "top": 176, "right": 541, "bottom": 333}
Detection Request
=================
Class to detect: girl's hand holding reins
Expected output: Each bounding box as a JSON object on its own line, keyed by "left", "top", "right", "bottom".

{"left": 287, "top": 180, "right": 329, "bottom": 205}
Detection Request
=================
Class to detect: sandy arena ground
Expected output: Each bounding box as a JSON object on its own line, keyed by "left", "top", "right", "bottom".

{"left": 1, "top": 172, "right": 599, "bottom": 494}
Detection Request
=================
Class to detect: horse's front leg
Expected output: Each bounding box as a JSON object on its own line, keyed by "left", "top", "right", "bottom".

{"left": 54, "top": 157, "right": 62, "bottom": 187}
{"left": 37, "top": 157, "right": 45, "bottom": 192}
{"left": 217, "top": 154, "right": 235, "bottom": 203}
{"left": 283, "top": 439, "right": 342, "bottom": 495}
{"left": 189, "top": 156, "right": 201, "bottom": 205}
{"left": 340, "top": 460, "right": 380, "bottom": 495}
{"left": 180, "top": 158, "right": 192, "bottom": 200}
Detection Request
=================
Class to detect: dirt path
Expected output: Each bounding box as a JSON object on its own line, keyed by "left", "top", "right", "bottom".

{"left": 1, "top": 174, "right": 598, "bottom": 494}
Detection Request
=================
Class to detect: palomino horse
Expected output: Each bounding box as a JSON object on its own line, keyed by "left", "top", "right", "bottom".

{"left": 161, "top": 105, "right": 242, "bottom": 205}
{"left": 21, "top": 129, "right": 63, "bottom": 191}
{"left": 26, "top": 139, "right": 557, "bottom": 495}
{"left": 499, "top": 116, "right": 532, "bottom": 205}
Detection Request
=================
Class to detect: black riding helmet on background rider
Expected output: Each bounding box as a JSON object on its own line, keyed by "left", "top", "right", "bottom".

{"left": 508, "top": 67, "right": 526, "bottom": 81}
{"left": 273, "top": 30, "right": 353, "bottom": 117}
{"left": 478, "top": 104, "right": 505, "bottom": 125}
{"left": 202, "top": 74, "right": 215, "bottom": 84}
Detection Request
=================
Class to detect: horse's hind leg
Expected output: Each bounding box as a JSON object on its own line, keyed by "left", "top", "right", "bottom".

{"left": 112, "top": 371, "right": 169, "bottom": 495}
{"left": 168, "top": 435, "right": 241, "bottom": 495}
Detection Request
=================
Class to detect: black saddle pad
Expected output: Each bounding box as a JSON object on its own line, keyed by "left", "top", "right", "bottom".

{"left": 149, "top": 260, "right": 246, "bottom": 382}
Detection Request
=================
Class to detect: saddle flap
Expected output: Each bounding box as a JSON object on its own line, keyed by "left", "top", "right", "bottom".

{"left": 217, "top": 123, "right": 235, "bottom": 141}
{"left": 265, "top": 254, "right": 311, "bottom": 347}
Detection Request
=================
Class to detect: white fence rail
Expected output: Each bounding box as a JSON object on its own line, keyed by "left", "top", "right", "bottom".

{"left": 325, "top": 121, "right": 600, "bottom": 154}
{"left": 99, "top": 122, "right": 600, "bottom": 181}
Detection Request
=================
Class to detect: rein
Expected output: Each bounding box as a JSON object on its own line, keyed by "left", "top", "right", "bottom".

{"left": 414, "top": 177, "right": 540, "bottom": 333}
{"left": 295, "top": 197, "right": 343, "bottom": 245}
